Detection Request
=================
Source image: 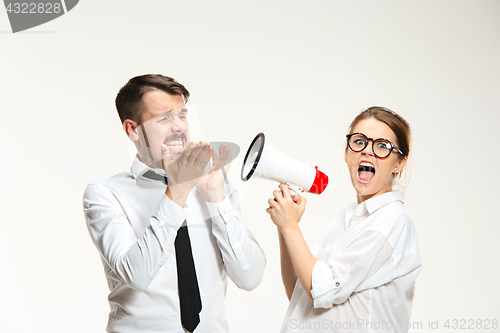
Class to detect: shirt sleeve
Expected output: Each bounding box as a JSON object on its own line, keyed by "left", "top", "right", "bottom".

{"left": 310, "top": 229, "right": 396, "bottom": 308}
{"left": 205, "top": 184, "right": 266, "bottom": 291}
{"left": 83, "top": 182, "right": 186, "bottom": 292}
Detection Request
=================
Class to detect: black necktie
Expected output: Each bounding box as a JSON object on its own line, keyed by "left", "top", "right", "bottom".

{"left": 175, "top": 223, "right": 202, "bottom": 332}
{"left": 142, "top": 170, "right": 202, "bottom": 331}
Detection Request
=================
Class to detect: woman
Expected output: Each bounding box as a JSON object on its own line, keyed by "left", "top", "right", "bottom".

{"left": 267, "top": 107, "right": 422, "bottom": 333}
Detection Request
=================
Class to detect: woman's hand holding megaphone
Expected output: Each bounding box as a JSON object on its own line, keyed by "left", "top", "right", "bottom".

{"left": 266, "top": 183, "right": 307, "bottom": 233}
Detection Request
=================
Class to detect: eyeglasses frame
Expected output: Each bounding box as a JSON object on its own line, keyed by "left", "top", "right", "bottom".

{"left": 346, "top": 132, "right": 404, "bottom": 158}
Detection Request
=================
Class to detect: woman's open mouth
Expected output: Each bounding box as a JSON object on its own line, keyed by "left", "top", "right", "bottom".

{"left": 358, "top": 161, "right": 375, "bottom": 184}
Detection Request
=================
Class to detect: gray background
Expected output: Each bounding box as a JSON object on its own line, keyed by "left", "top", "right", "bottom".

{"left": 1, "top": 1, "right": 499, "bottom": 332}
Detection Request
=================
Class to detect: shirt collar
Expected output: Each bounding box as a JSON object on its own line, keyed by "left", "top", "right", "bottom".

{"left": 131, "top": 154, "right": 167, "bottom": 183}
{"left": 364, "top": 191, "right": 405, "bottom": 215}
{"left": 345, "top": 191, "right": 404, "bottom": 228}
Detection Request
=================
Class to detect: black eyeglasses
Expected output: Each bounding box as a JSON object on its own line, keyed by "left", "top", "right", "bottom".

{"left": 346, "top": 132, "right": 404, "bottom": 158}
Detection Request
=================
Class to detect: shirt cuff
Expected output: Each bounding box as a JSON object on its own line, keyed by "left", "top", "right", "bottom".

{"left": 207, "top": 197, "right": 252, "bottom": 271}
{"left": 205, "top": 196, "right": 234, "bottom": 226}
{"left": 151, "top": 194, "right": 188, "bottom": 230}
{"left": 311, "top": 261, "right": 343, "bottom": 308}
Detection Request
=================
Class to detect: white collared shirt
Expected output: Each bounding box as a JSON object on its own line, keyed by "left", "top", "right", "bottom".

{"left": 281, "top": 191, "right": 422, "bottom": 333}
{"left": 83, "top": 157, "right": 266, "bottom": 333}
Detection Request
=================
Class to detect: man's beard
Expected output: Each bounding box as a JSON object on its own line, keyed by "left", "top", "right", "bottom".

{"left": 148, "top": 133, "right": 189, "bottom": 168}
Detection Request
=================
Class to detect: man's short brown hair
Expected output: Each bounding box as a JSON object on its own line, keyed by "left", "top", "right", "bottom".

{"left": 115, "top": 74, "right": 190, "bottom": 125}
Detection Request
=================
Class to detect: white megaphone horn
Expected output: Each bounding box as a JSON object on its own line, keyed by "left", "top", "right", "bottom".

{"left": 241, "top": 133, "right": 328, "bottom": 194}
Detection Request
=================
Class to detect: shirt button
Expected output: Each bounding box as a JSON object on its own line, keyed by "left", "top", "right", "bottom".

{"left": 167, "top": 247, "right": 170, "bottom": 252}
{"left": 222, "top": 210, "right": 227, "bottom": 215}
{"left": 178, "top": 217, "right": 183, "bottom": 222}
{"left": 335, "top": 282, "right": 340, "bottom": 287}
{"left": 231, "top": 238, "right": 236, "bottom": 243}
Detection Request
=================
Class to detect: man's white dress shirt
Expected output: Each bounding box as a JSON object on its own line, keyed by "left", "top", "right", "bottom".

{"left": 281, "top": 191, "right": 421, "bottom": 333}
{"left": 83, "top": 157, "right": 266, "bottom": 333}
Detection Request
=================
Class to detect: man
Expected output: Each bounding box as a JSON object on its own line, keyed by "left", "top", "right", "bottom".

{"left": 83, "top": 74, "right": 266, "bottom": 333}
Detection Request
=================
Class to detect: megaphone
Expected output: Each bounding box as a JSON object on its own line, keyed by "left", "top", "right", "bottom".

{"left": 241, "top": 133, "right": 328, "bottom": 194}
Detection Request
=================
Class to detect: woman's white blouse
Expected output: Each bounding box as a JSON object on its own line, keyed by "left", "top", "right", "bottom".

{"left": 281, "top": 191, "right": 422, "bottom": 333}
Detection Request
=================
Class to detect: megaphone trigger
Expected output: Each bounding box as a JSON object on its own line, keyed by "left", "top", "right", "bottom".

{"left": 286, "top": 183, "right": 304, "bottom": 196}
